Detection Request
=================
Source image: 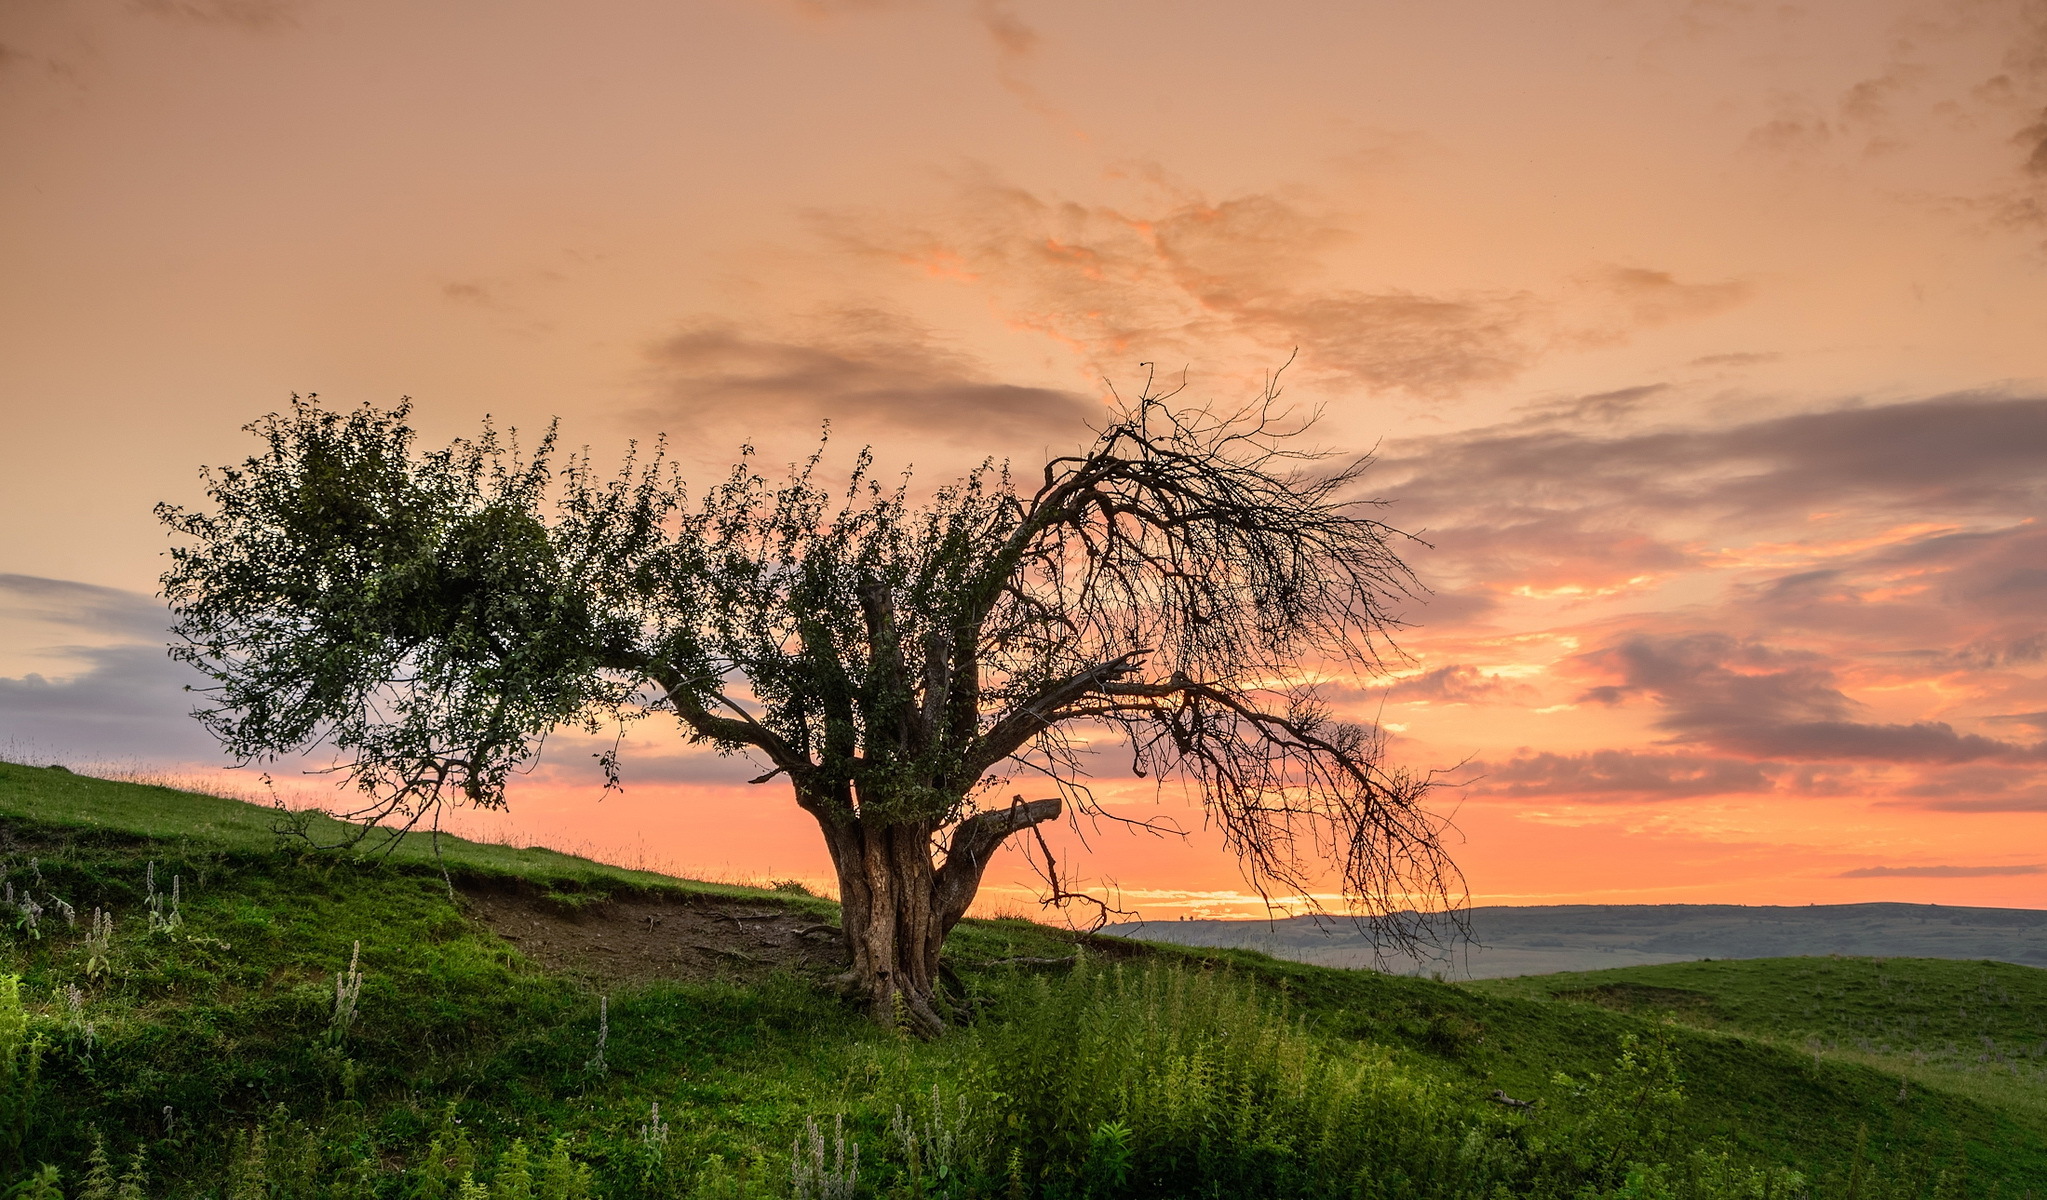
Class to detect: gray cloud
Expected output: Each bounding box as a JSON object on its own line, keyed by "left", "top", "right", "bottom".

{"left": 1513, "top": 383, "right": 1669, "bottom": 426}
{"left": 640, "top": 310, "right": 1097, "bottom": 443}
{"left": 527, "top": 730, "right": 770, "bottom": 789}
{"left": 1241, "top": 288, "right": 1537, "bottom": 395}
{"left": 1907, "top": 794, "right": 2047, "bottom": 813}
{"left": 0, "top": 643, "right": 221, "bottom": 765}
{"left": 1838, "top": 863, "right": 2044, "bottom": 878}
{"left": 1988, "top": 710, "right": 2047, "bottom": 733}
{"left": 1885, "top": 760, "right": 2047, "bottom": 812}
{"left": 0, "top": 574, "right": 171, "bottom": 641}
{"left": 1576, "top": 632, "right": 2042, "bottom": 764}
{"left": 1714, "top": 720, "right": 2034, "bottom": 763}
{"left": 0, "top": 576, "right": 220, "bottom": 765}
{"left": 1385, "top": 392, "right": 2047, "bottom": 527}
{"left": 1477, "top": 749, "right": 1774, "bottom": 801}
{"left": 1733, "top": 524, "right": 2047, "bottom": 650}
{"left": 1686, "top": 393, "right": 2047, "bottom": 514}
{"left": 1404, "top": 515, "right": 1697, "bottom": 602}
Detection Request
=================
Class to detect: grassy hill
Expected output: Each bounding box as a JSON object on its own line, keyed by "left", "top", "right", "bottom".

{"left": 1472, "top": 957, "right": 2047, "bottom": 1131}
{"left": 2, "top": 761, "right": 2044, "bottom": 1199}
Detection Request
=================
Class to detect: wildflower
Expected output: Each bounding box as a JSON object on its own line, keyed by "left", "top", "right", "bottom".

{"left": 84, "top": 908, "right": 114, "bottom": 977}
{"left": 329, "top": 941, "right": 364, "bottom": 1046}
{"left": 791, "top": 1115, "right": 859, "bottom": 1200}
{"left": 638, "top": 1101, "right": 670, "bottom": 1152}
{"left": 64, "top": 983, "right": 96, "bottom": 1051}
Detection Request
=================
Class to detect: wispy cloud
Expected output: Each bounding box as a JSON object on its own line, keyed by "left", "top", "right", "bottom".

{"left": 1385, "top": 664, "right": 1540, "bottom": 705}
{"left": 638, "top": 308, "right": 1097, "bottom": 444}
{"left": 1988, "top": 710, "right": 2047, "bottom": 733}
{"left": 761, "top": 0, "right": 907, "bottom": 21}
{"left": 1478, "top": 749, "right": 1775, "bottom": 801}
{"left": 817, "top": 182, "right": 1562, "bottom": 396}
{"left": 1838, "top": 863, "right": 2044, "bottom": 878}
{"left": 0, "top": 574, "right": 171, "bottom": 642}
{"left": 1376, "top": 392, "right": 2047, "bottom": 615}
{"left": 129, "top": 0, "right": 303, "bottom": 32}
{"left": 1586, "top": 266, "right": 1751, "bottom": 330}
{"left": 1384, "top": 392, "right": 2047, "bottom": 524}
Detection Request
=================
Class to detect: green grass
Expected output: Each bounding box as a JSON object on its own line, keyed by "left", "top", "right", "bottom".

{"left": 1469, "top": 956, "right": 2047, "bottom": 1133}
{"left": 3, "top": 762, "right": 2044, "bottom": 1198}
{"left": 0, "top": 762, "right": 782, "bottom": 898}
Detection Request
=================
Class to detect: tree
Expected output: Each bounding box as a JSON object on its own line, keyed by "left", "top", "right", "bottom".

{"left": 158, "top": 376, "right": 1462, "bottom": 1034}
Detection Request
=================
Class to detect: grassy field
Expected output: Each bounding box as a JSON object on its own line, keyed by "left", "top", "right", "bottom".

{"left": 1471, "top": 957, "right": 2047, "bottom": 1132}
{"left": 3, "top": 760, "right": 2044, "bottom": 1198}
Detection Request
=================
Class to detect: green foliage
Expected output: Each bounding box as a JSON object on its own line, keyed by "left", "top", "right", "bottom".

{"left": 0, "top": 975, "right": 43, "bottom": 1179}
{"left": 491, "top": 1141, "right": 532, "bottom": 1200}
{"left": 1078, "top": 1122, "right": 1131, "bottom": 1197}
{"left": 957, "top": 958, "right": 1770, "bottom": 1199}
{"left": 78, "top": 1130, "right": 115, "bottom": 1200}
{"left": 116, "top": 1149, "right": 149, "bottom": 1200}
{"left": 1549, "top": 1033, "right": 1687, "bottom": 1170}
{"left": 533, "top": 1139, "right": 592, "bottom": 1200}
{"left": 220, "top": 1108, "right": 327, "bottom": 1200}
{"left": 416, "top": 1104, "right": 482, "bottom": 1200}
{"left": 157, "top": 399, "right": 634, "bottom": 819}
{"left": 2, "top": 1166, "right": 61, "bottom": 1200}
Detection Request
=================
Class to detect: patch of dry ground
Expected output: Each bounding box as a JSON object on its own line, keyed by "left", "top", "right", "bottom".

{"left": 459, "top": 879, "right": 847, "bottom": 988}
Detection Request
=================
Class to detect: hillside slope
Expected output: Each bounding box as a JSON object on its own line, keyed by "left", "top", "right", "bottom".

{"left": 1471, "top": 956, "right": 2047, "bottom": 1130}
{"left": 3, "top": 762, "right": 2044, "bottom": 1199}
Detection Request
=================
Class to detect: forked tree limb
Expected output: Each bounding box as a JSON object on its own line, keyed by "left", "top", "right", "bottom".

{"left": 931, "top": 796, "right": 1063, "bottom": 934}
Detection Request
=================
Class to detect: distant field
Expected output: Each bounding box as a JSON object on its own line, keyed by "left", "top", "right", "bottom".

{"left": 1106, "top": 901, "right": 2047, "bottom": 978}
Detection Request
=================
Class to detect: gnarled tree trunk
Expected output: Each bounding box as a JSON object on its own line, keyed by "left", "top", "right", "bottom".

{"left": 811, "top": 795, "right": 1062, "bottom": 1036}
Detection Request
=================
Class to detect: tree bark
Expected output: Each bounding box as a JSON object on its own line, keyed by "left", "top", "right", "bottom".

{"left": 811, "top": 796, "right": 1062, "bottom": 1036}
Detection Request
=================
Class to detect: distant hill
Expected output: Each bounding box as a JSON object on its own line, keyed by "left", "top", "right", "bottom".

{"left": 1104, "top": 901, "right": 2047, "bottom": 978}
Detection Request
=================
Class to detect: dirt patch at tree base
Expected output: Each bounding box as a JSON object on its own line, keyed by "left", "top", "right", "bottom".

{"left": 458, "top": 880, "right": 847, "bottom": 988}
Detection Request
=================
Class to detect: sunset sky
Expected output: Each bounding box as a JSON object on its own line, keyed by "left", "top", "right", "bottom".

{"left": 3, "top": 0, "right": 2045, "bottom": 918}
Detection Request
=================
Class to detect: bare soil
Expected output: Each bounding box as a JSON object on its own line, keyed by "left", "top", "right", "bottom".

{"left": 458, "top": 879, "right": 848, "bottom": 988}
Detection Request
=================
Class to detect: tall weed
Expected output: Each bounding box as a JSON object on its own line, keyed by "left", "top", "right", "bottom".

{"left": 962, "top": 958, "right": 1807, "bottom": 1200}
{"left": 972, "top": 958, "right": 1494, "bottom": 1197}
{"left": 0, "top": 975, "right": 43, "bottom": 1179}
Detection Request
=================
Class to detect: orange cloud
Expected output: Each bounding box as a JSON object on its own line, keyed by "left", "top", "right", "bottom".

{"left": 817, "top": 181, "right": 1544, "bottom": 396}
